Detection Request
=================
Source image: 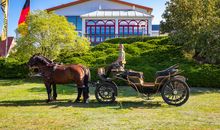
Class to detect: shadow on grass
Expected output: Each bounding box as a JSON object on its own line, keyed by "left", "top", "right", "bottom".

{"left": 0, "top": 99, "right": 164, "bottom": 109}
{"left": 1, "top": 87, "right": 218, "bottom": 109}
{"left": 28, "top": 85, "right": 77, "bottom": 95}
{"left": 28, "top": 85, "right": 139, "bottom": 97}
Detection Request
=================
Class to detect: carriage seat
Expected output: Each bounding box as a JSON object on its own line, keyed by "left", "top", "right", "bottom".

{"left": 111, "top": 67, "right": 125, "bottom": 72}
{"left": 125, "top": 70, "right": 145, "bottom": 85}
{"left": 156, "top": 69, "right": 171, "bottom": 77}
{"left": 156, "top": 64, "right": 179, "bottom": 77}
{"left": 126, "top": 70, "right": 144, "bottom": 79}
{"left": 97, "top": 68, "right": 112, "bottom": 81}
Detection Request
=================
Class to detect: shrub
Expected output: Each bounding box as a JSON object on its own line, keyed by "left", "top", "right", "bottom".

{"left": 0, "top": 58, "right": 29, "bottom": 78}
{"left": 2, "top": 36, "right": 219, "bottom": 88}
{"left": 124, "top": 45, "right": 141, "bottom": 55}
{"left": 104, "top": 36, "right": 167, "bottom": 44}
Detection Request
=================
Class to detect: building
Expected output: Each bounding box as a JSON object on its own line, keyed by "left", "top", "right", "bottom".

{"left": 152, "top": 25, "right": 160, "bottom": 36}
{"left": 0, "top": 37, "right": 15, "bottom": 57}
{"left": 47, "top": 0, "right": 154, "bottom": 44}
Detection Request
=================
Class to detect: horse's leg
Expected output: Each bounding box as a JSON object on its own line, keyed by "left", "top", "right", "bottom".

{"left": 83, "top": 71, "right": 90, "bottom": 104}
{"left": 45, "top": 82, "right": 52, "bottom": 103}
{"left": 52, "top": 84, "right": 57, "bottom": 101}
{"left": 83, "top": 86, "right": 89, "bottom": 104}
{"left": 74, "top": 86, "right": 83, "bottom": 103}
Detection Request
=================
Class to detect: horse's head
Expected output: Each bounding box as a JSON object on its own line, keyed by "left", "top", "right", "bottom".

{"left": 27, "top": 54, "right": 51, "bottom": 68}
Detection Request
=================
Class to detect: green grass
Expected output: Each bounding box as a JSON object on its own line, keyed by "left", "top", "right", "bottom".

{"left": 0, "top": 79, "right": 219, "bottom": 130}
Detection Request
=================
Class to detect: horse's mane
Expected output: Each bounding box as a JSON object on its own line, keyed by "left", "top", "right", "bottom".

{"left": 40, "top": 55, "right": 53, "bottom": 64}
{"left": 34, "top": 55, "right": 53, "bottom": 66}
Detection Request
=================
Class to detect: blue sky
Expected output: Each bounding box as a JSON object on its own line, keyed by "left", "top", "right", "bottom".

{"left": 0, "top": 0, "right": 168, "bottom": 37}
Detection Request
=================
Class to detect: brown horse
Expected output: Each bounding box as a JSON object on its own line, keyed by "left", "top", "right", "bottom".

{"left": 27, "top": 54, "right": 90, "bottom": 103}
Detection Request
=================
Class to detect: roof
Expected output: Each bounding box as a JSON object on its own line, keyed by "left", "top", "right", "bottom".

{"left": 152, "top": 25, "right": 160, "bottom": 31}
{"left": 0, "top": 37, "right": 14, "bottom": 57}
{"left": 47, "top": 0, "right": 153, "bottom": 13}
{"left": 81, "top": 10, "right": 153, "bottom": 18}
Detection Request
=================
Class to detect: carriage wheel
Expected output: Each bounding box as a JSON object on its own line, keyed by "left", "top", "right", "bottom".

{"left": 161, "top": 79, "right": 190, "bottom": 106}
{"left": 95, "top": 82, "right": 116, "bottom": 103}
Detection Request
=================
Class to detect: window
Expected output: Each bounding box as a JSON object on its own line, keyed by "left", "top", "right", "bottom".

{"left": 118, "top": 20, "right": 147, "bottom": 36}
{"left": 66, "top": 16, "right": 82, "bottom": 31}
{"left": 86, "top": 20, "right": 115, "bottom": 43}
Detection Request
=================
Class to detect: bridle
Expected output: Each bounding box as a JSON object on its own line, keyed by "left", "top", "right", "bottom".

{"left": 29, "top": 55, "right": 57, "bottom": 77}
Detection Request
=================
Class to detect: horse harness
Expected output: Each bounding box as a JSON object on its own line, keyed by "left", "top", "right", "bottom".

{"left": 39, "top": 63, "right": 58, "bottom": 81}
{"left": 40, "top": 63, "right": 88, "bottom": 82}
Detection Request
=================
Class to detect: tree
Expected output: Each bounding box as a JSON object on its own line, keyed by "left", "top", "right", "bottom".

{"left": 12, "top": 10, "right": 90, "bottom": 61}
{"left": 161, "top": 0, "right": 220, "bottom": 64}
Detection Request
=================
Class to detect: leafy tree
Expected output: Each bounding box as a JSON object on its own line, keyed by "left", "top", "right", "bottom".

{"left": 161, "top": 0, "right": 220, "bottom": 64}
{"left": 12, "top": 10, "right": 90, "bottom": 61}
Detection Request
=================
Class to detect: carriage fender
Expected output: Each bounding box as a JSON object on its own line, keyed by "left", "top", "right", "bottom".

{"left": 158, "top": 76, "right": 187, "bottom": 92}
{"left": 174, "top": 75, "right": 187, "bottom": 82}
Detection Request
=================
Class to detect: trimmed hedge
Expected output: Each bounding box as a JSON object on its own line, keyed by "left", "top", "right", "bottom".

{"left": 56, "top": 37, "right": 220, "bottom": 87}
{"left": 0, "top": 58, "right": 29, "bottom": 78}
{"left": 104, "top": 36, "right": 168, "bottom": 44}
{"left": 1, "top": 36, "right": 219, "bottom": 87}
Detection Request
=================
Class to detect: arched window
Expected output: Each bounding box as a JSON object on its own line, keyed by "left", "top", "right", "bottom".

{"left": 119, "top": 20, "right": 147, "bottom": 36}
{"left": 86, "top": 20, "right": 115, "bottom": 43}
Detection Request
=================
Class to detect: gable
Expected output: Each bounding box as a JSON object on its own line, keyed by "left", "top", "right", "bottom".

{"left": 47, "top": 0, "right": 152, "bottom": 16}
{"left": 0, "top": 37, "right": 15, "bottom": 57}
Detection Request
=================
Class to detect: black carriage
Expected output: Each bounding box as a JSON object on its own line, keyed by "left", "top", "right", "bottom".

{"left": 94, "top": 64, "right": 190, "bottom": 106}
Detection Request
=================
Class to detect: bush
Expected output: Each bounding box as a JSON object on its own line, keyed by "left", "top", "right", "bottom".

{"left": 183, "top": 64, "right": 220, "bottom": 87}
{"left": 0, "top": 58, "right": 29, "bottom": 78}
{"left": 2, "top": 36, "right": 219, "bottom": 87}
{"left": 104, "top": 36, "right": 168, "bottom": 44}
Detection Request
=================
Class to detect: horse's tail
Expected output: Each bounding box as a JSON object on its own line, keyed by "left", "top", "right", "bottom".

{"left": 87, "top": 68, "right": 91, "bottom": 82}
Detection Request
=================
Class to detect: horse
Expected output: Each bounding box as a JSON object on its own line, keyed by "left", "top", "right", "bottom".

{"left": 27, "top": 54, "right": 90, "bottom": 103}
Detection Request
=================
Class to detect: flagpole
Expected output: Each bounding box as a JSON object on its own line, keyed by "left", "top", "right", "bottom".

{"left": 5, "top": 0, "right": 8, "bottom": 57}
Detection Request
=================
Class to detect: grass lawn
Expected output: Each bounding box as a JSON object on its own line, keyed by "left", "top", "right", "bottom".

{"left": 0, "top": 79, "right": 219, "bottom": 130}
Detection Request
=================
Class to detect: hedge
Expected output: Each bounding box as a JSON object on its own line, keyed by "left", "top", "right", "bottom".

{"left": 104, "top": 36, "right": 168, "bottom": 44}
{"left": 0, "top": 58, "right": 29, "bottom": 78}
{"left": 56, "top": 37, "right": 220, "bottom": 87}
{"left": 1, "top": 36, "right": 220, "bottom": 87}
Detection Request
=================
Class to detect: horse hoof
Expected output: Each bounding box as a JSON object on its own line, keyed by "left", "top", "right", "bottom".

{"left": 83, "top": 99, "right": 89, "bottom": 104}
{"left": 46, "top": 100, "right": 51, "bottom": 103}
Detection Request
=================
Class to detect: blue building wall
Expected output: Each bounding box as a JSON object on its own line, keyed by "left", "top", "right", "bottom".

{"left": 152, "top": 25, "right": 160, "bottom": 31}
{"left": 66, "top": 16, "right": 82, "bottom": 31}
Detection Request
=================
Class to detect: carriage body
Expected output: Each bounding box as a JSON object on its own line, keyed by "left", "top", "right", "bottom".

{"left": 95, "top": 64, "right": 190, "bottom": 106}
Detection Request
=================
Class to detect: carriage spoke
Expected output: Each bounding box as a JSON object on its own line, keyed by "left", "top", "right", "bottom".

{"left": 169, "top": 82, "right": 175, "bottom": 90}
{"left": 164, "top": 88, "right": 172, "bottom": 95}
{"left": 171, "top": 95, "right": 174, "bottom": 100}
{"left": 174, "top": 95, "right": 177, "bottom": 104}
{"left": 166, "top": 85, "right": 173, "bottom": 91}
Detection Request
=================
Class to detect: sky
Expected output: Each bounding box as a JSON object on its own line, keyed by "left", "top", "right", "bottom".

{"left": 0, "top": 0, "right": 168, "bottom": 37}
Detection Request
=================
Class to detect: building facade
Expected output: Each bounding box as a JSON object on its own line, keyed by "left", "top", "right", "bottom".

{"left": 0, "top": 37, "right": 15, "bottom": 57}
{"left": 47, "top": 0, "right": 154, "bottom": 44}
{"left": 152, "top": 25, "right": 160, "bottom": 36}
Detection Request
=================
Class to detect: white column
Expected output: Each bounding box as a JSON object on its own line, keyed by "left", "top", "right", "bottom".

{"left": 115, "top": 18, "right": 119, "bottom": 38}
{"left": 147, "top": 18, "right": 152, "bottom": 36}
{"left": 82, "top": 18, "right": 86, "bottom": 37}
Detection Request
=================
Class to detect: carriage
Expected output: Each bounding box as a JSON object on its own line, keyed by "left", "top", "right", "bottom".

{"left": 94, "top": 64, "right": 190, "bottom": 106}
